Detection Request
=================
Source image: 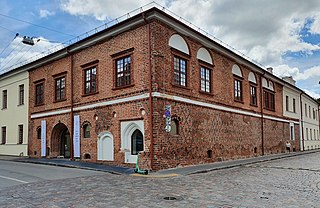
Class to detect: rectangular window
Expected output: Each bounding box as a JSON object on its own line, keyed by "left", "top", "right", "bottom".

{"left": 309, "top": 106, "right": 311, "bottom": 118}
{"left": 306, "top": 128, "right": 308, "bottom": 140}
{"left": 1, "top": 127, "right": 6, "bottom": 144}
{"left": 174, "top": 56, "right": 187, "bottom": 87}
{"left": 250, "top": 85, "right": 257, "bottom": 105}
{"left": 200, "top": 66, "right": 211, "bottom": 93}
{"left": 310, "top": 129, "right": 312, "bottom": 140}
{"left": 293, "top": 98, "right": 296, "bottom": 113}
{"left": 35, "top": 83, "right": 44, "bottom": 105}
{"left": 264, "top": 90, "right": 275, "bottom": 111}
{"left": 19, "top": 84, "right": 24, "bottom": 105}
{"left": 305, "top": 104, "right": 307, "bottom": 117}
{"left": 84, "top": 67, "right": 97, "bottom": 94}
{"left": 313, "top": 108, "right": 315, "bottom": 119}
{"left": 314, "top": 129, "right": 316, "bottom": 141}
{"left": 2, "top": 90, "right": 7, "bottom": 109}
{"left": 290, "top": 126, "right": 294, "bottom": 140}
{"left": 55, "top": 76, "right": 66, "bottom": 101}
{"left": 116, "top": 56, "right": 131, "bottom": 87}
{"left": 234, "top": 79, "right": 242, "bottom": 101}
{"left": 18, "top": 125, "right": 23, "bottom": 144}
{"left": 285, "top": 96, "right": 289, "bottom": 111}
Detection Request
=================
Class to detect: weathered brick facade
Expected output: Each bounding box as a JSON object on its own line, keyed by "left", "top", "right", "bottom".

{"left": 28, "top": 8, "right": 300, "bottom": 171}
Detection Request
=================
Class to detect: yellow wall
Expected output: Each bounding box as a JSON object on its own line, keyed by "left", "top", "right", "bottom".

{"left": 0, "top": 70, "right": 29, "bottom": 156}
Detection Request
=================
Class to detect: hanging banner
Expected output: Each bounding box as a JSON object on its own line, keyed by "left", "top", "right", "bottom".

{"left": 164, "top": 105, "right": 172, "bottom": 132}
{"left": 73, "top": 115, "right": 80, "bottom": 158}
{"left": 41, "top": 120, "right": 46, "bottom": 157}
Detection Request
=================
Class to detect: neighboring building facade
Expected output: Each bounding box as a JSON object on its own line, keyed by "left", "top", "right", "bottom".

{"left": 0, "top": 69, "right": 28, "bottom": 156}
{"left": 282, "top": 77, "right": 302, "bottom": 151}
{"left": 301, "top": 94, "right": 320, "bottom": 150}
{"left": 9, "top": 7, "right": 307, "bottom": 170}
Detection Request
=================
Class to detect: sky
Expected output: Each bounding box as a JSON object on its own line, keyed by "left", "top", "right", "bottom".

{"left": 0, "top": 0, "right": 319, "bottom": 99}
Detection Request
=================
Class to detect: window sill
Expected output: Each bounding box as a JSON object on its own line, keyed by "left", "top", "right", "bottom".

{"left": 199, "top": 90, "right": 213, "bottom": 96}
{"left": 112, "top": 84, "right": 134, "bottom": 90}
{"left": 1, "top": 108, "right": 7, "bottom": 110}
{"left": 250, "top": 103, "right": 258, "bottom": 107}
{"left": 234, "top": 99, "right": 244, "bottom": 104}
{"left": 264, "top": 108, "right": 275, "bottom": 112}
{"left": 17, "top": 104, "right": 24, "bottom": 107}
{"left": 82, "top": 91, "right": 99, "bottom": 97}
{"left": 53, "top": 99, "right": 67, "bottom": 103}
{"left": 35, "top": 103, "right": 45, "bottom": 107}
{"left": 172, "top": 83, "right": 190, "bottom": 90}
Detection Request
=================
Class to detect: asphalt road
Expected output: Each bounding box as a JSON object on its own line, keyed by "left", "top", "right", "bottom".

{"left": 0, "top": 160, "right": 106, "bottom": 189}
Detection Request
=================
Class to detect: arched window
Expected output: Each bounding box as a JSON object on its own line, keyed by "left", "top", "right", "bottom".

{"left": 131, "top": 129, "right": 143, "bottom": 155}
{"left": 170, "top": 119, "right": 179, "bottom": 135}
{"left": 248, "top": 72, "right": 257, "bottom": 106}
{"left": 36, "top": 126, "right": 41, "bottom": 140}
{"left": 83, "top": 124, "right": 90, "bottom": 138}
{"left": 232, "top": 64, "right": 243, "bottom": 102}
{"left": 262, "top": 78, "right": 275, "bottom": 111}
{"left": 169, "top": 34, "right": 190, "bottom": 87}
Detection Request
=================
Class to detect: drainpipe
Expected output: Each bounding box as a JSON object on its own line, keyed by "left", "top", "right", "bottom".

{"left": 67, "top": 48, "right": 74, "bottom": 160}
{"left": 143, "top": 13, "right": 154, "bottom": 170}
{"left": 300, "top": 92, "right": 304, "bottom": 151}
{"left": 260, "top": 73, "right": 265, "bottom": 155}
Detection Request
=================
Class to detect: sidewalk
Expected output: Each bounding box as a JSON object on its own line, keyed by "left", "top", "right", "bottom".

{"left": 0, "top": 155, "right": 134, "bottom": 175}
{"left": 154, "top": 149, "right": 320, "bottom": 176}
{"left": 1, "top": 149, "right": 319, "bottom": 177}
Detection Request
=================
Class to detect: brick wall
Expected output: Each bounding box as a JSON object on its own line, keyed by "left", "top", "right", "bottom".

{"left": 28, "top": 18, "right": 298, "bottom": 171}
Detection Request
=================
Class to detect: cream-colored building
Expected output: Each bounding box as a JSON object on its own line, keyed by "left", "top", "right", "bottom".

{"left": 301, "top": 93, "right": 320, "bottom": 150}
{"left": 0, "top": 69, "right": 28, "bottom": 156}
{"left": 282, "top": 76, "right": 302, "bottom": 151}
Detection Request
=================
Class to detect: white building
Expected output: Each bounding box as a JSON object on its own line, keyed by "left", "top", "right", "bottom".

{"left": 0, "top": 69, "right": 29, "bottom": 156}
{"left": 301, "top": 93, "right": 320, "bottom": 150}
{"left": 282, "top": 76, "right": 301, "bottom": 151}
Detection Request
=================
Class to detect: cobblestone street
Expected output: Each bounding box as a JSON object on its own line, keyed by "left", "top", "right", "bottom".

{"left": 1, "top": 152, "right": 320, "bottom": 208}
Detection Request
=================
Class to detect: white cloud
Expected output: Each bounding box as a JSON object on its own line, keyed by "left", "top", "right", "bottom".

{"left": 310, "top": 13, "right": 320, "bottom": 35}
{"left": 59, "top": 0, "right": 166, "bottom": 21}
{"left": 39, "top": 9, "right": 55, "bottom": 18}
{"left": 303, "top": 89, "right": 320, "bottom": 99}
{"left": 0, "top": 37, "right": 64, "bottom": 74}
{"left": 273, "top": 64, "right": 320, "bottom": 81}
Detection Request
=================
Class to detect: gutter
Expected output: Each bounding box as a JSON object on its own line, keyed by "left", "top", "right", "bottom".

{"left": 260, "top": 72, "right": 266, "bottom": 155}
{"left": 143, "top": 13, "right": 154, "bottom": 170}
{"left": 300, "top": 93, "right": 304, "bottom": 151}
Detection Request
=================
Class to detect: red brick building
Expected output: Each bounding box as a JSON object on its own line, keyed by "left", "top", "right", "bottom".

{"left": 25, "top": 7, "right": 299, "bottom": 170}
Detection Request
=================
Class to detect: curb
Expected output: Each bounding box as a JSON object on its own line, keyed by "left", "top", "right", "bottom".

{"left": 131, "top": 173, "right": 180, "bottom": 178}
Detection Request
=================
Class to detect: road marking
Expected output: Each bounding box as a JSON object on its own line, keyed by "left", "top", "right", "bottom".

{"left": 0, "top": 175, "right": 28, "bottom": 184}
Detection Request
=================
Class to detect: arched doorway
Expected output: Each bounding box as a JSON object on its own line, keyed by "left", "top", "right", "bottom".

{"left": 121, "top": 120, "right": 144, "bottom": 163}
{"left": 97, "top": 132, "right": 114, "bottom": 161}
{"left": 51, "top": 123, "right": 70, "bottom": 158}
{"left": 131, "top": 129, "right": 143, "bottom": 155}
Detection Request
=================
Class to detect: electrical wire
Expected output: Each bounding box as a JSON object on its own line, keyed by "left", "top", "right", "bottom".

{"left": 0, "top": 33, "right": 19, "bottom": 57}
{"left": 0, "top": 13, "right": 76, "bottom": 37}
{"left": 0, "top": 42, "right": 27, "bottom": 70}
{"left": 14, "top": 39, "right": 40, "bottom": 65}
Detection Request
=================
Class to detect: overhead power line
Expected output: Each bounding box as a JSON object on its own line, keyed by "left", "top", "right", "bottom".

{"left": 0, "top": 33, "right": 19, "bottom": 57}
{"left": 0, "top": 13, "right": 76, "bottom": 37}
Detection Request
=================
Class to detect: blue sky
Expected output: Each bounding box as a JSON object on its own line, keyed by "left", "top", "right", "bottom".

{"left": 0, "top": 0, "right": 319, "bottom": 98}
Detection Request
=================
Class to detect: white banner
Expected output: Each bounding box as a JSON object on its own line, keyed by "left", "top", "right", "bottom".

{"left": 73, "top": 115, "right": 80, "bottom": 158}
{"left": 41, "top": 120, "right": 46, "bottom": 157}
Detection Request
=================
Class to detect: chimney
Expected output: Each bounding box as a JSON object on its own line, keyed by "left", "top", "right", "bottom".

{"left": 266, "top": 67, "right": 273, "bottom": 74}
{"left": 282, "top": 76, "right": 296, "bottom": 86}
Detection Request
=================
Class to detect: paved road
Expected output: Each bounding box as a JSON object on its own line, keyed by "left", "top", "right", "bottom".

{"left": 1, "top": 152, "right": 320, "bottom": 207}
{"left": 0, "top": 160, "right": 106, "bottom": 189}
